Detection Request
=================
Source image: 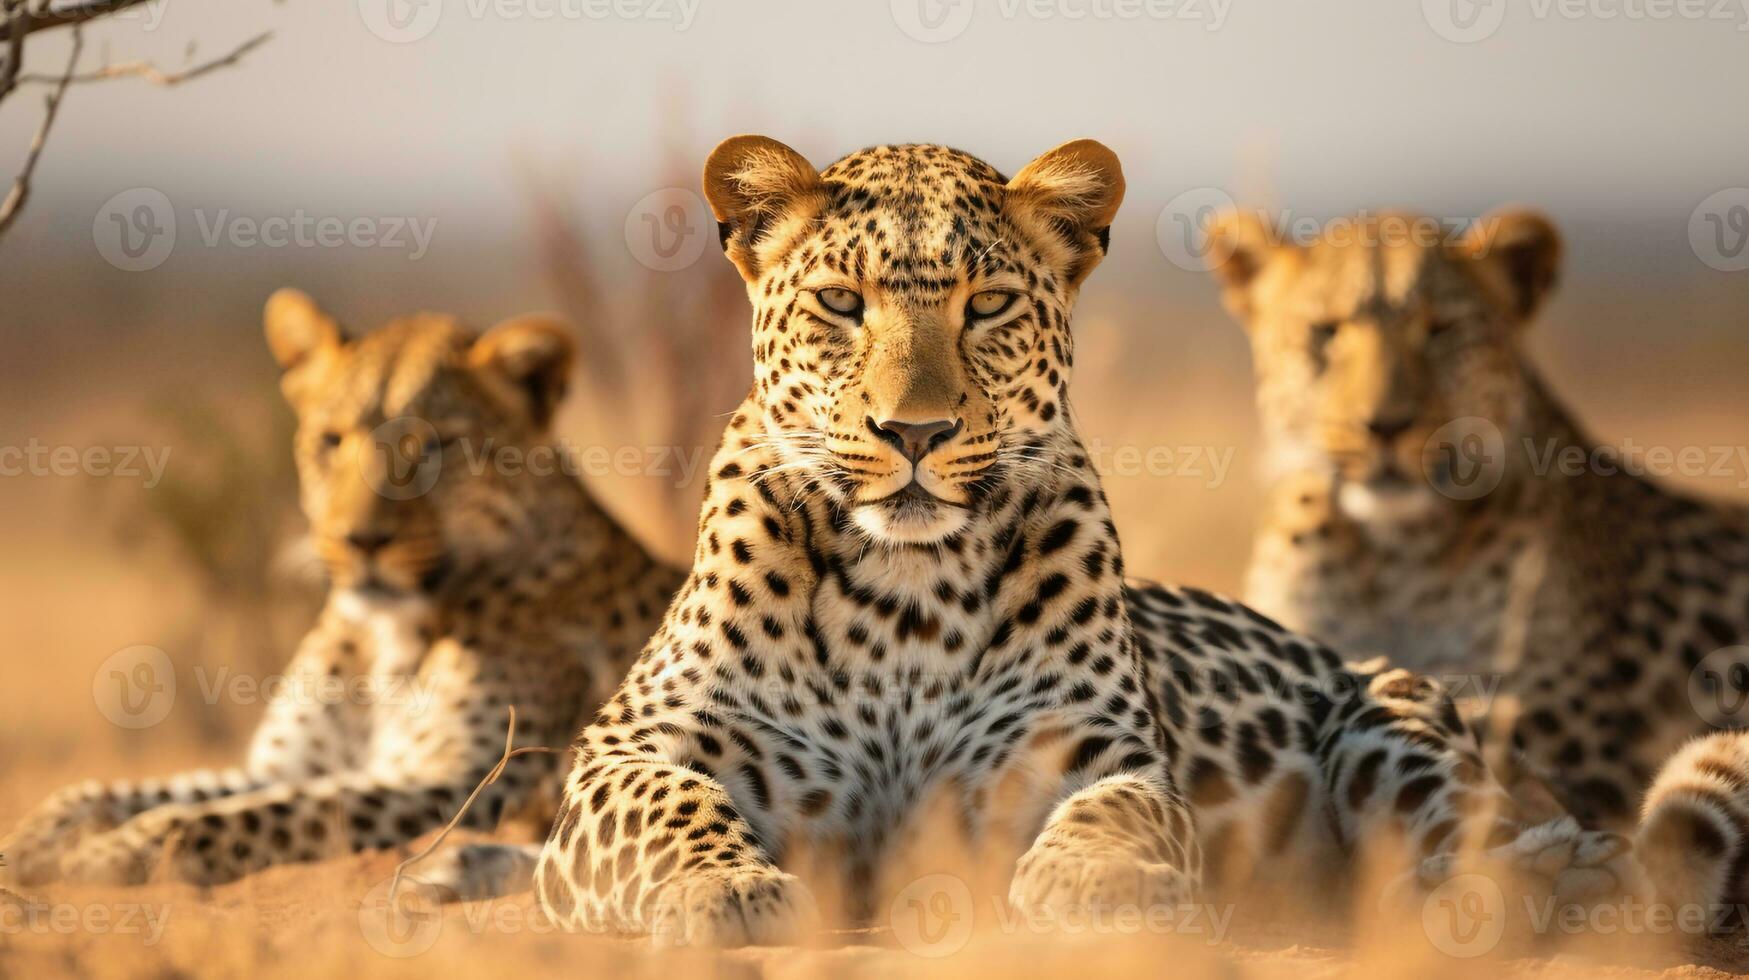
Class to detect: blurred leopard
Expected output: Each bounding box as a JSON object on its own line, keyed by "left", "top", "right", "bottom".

{"left": 0, "top": 290, "right": 683, "bottom": 893}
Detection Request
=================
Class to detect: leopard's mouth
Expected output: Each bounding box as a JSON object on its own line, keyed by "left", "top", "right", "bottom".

{"left": 1332, "top": 443, "right": 1433, "bottom": 493}
{"left": 878, "top": 479, "right": 946, "bottom": 505}
{"left": 851, "top": 481, "right": 970, "bottom": 545}
{"left": 1334, "top": 456, "right": 1447, "bottom": 525}
{"left": 1361, "top": 462, "right": 1419, "bottom": 492}
{"left": 328, "top": 553, "right": 452, "bottom": 599}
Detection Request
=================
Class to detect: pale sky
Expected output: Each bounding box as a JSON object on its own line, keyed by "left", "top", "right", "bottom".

{"left": 3, "top": 0, "right": 1745, "bottom": 250}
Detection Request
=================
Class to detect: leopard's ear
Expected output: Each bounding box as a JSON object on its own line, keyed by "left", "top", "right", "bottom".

{"left": 1204, "top": 210, "right": 1291, "bottom": 322}
{"left": 1005, "top": 139, "right": 1125, "bottom": 286}
{"left": 264, "top": 288, "right": 343, "bottom": 407}
{"left": 265, "top": 288, "right": 341, "bottom": 371}
{"left": 469, "top": 313, "right": 575, "bottom": 430}
{"left": 1461, "top": 208, "right": 1562, "bottom": 322}
{"left": 702, "top": 135, "right": 826, "bottom": 282}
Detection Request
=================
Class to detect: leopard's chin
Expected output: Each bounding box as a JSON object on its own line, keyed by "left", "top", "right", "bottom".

{"left": 851, "top": 485, "right": 971, "bottom": 545}
{"left": 1336, "top": 474, "right": 1442, "bottom": 526}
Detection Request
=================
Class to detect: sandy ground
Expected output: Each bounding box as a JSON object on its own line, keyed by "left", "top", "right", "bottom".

{"left": 3, "top": 845, "right": 1747, "bottom": 980}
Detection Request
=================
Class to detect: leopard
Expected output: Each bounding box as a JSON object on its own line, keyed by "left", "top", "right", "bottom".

{"left": 1205, "top": 208, "right": 1749, "bottom": 914}
{"left": 530, "top": 138, "right": 1635, "bottom": 948}
{"left": 0, "top": 290, "right": 683, "bottom": 895}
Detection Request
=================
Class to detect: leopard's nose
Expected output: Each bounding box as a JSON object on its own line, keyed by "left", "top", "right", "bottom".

{"left": 345, "top": 529, "right": 394, "bottom": 556}
{"left": 1366, "top": 416, "right": 1414, "bottom": 443}
{"left": 868, "top": 416, "right": 963, "bottom": 463}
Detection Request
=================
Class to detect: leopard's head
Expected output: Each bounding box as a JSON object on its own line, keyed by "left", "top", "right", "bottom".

{"left": 1208, "top": 209, "right": 1561, "bottom": 523}
{"left": 703, "top": 137, "right": 1123, "bottom": 545}
{"left": 264, "top": 289, "right": 574, "bottom": 602}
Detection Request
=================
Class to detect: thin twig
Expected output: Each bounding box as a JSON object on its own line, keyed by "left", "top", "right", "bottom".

{"left": 0, "top": 22, "right": 78, "bottom": 236}
{"left": 387, "top": 705, "right": 561, "bottom": 905}
{"left": 19, "top": 29, "right": 270, "bottom": 87}
{"left": 0, "top": 1, "right": 29, "bottom": 104}
{"left": 0, "top": 0, "right": 155, "bottom": 43}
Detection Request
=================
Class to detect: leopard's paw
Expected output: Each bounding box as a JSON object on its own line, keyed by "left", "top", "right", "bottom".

{"left": 647, "top": 867, "right": 818, "bottom": 948}
{"left": 1, "top": 831, "right": 69, "bottom": 887}
{"left": 59, "top": 831, "right": 160, "bottom": 887}
{"left": 1394, "top": 816, "right": 1642, "bottom": 907}
{"left": 1, "top": 784, "right": 110, "bottom": 886}
{"left": 1008, "top": 852, "right": 1194, "bottom": 919}
{"left": 420, "top": 843, "right": 541, "bottom": 903}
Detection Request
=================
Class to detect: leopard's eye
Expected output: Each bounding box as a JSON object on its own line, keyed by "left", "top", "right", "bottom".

{"left": 320, "top": 431, "right": 343, "bottom": 450}
{"left": 1310, "top": 320, "right": 1340, "bottom": 344}
{"left": 967, "top": 290, "right": 1017, "bottom": 320}
{"left": 1427, "top": 318, "right": 1458, "bottom": 338}
{"left": 816, "top": 288, "right": 863, "bottom": 318}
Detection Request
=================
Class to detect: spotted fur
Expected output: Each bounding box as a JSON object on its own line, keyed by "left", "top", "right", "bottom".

{"left": 1210, "top": 209, "right": 1749, "bottom": 835}
{"left": 532, "top": 142, "right": 1631, "bottom": 947}
{"left": 0, "top": 292, "right": 682, "bottom": 890}
{"left": 1637, "top": 732, "right": 1749, "bottom": 919}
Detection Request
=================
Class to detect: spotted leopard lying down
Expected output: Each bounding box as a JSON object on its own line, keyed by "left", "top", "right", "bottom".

{"left": 0, "top": 293, "right": 681, "bottom": 894}
{"left": 1205, "top": 207, "right": 1749, "bottom": 919}
{"left": 529, "top": 136, "right": 1636, "bottom": 947}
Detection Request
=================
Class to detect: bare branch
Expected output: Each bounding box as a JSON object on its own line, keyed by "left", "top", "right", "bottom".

{"left": 18, "top": 30, "right": 271, "bottom": 87}
{"left": 387, "top": 705, "right": 560, "bottom": 906}
{"left": 0, "top": 0, "right": 156, "bottom": 43}
{"left": 0, "top": 23, "right": 80, "bottom": 236}
{"left": 1, "top": 0, "right": 31, "bottom": 103}
{"left": 0, "top": 2, "right": 271, "bottom": 240}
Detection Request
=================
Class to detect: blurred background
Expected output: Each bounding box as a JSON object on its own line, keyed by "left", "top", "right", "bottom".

{"left": 1, "top": 0, "right": 1747, "bottom": 911}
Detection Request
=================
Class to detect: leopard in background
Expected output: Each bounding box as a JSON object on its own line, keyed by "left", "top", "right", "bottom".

{"left": 1208, "top": 208, "right": 1749, "bottom": 916}
{"left": 0, "top": 290, "right": 682, "bottom": 895}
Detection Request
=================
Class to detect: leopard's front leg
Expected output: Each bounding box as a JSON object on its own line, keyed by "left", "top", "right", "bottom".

{"left": 534, "top": 759, "right": 816, "bottom": 947}
{"left": 1009, "top": 771, "right": 1200, "bottom": 917}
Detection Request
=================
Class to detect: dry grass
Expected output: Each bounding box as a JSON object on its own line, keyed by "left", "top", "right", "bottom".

{"left": 2, "top": 841, "right": 1744, "bottom": 979}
